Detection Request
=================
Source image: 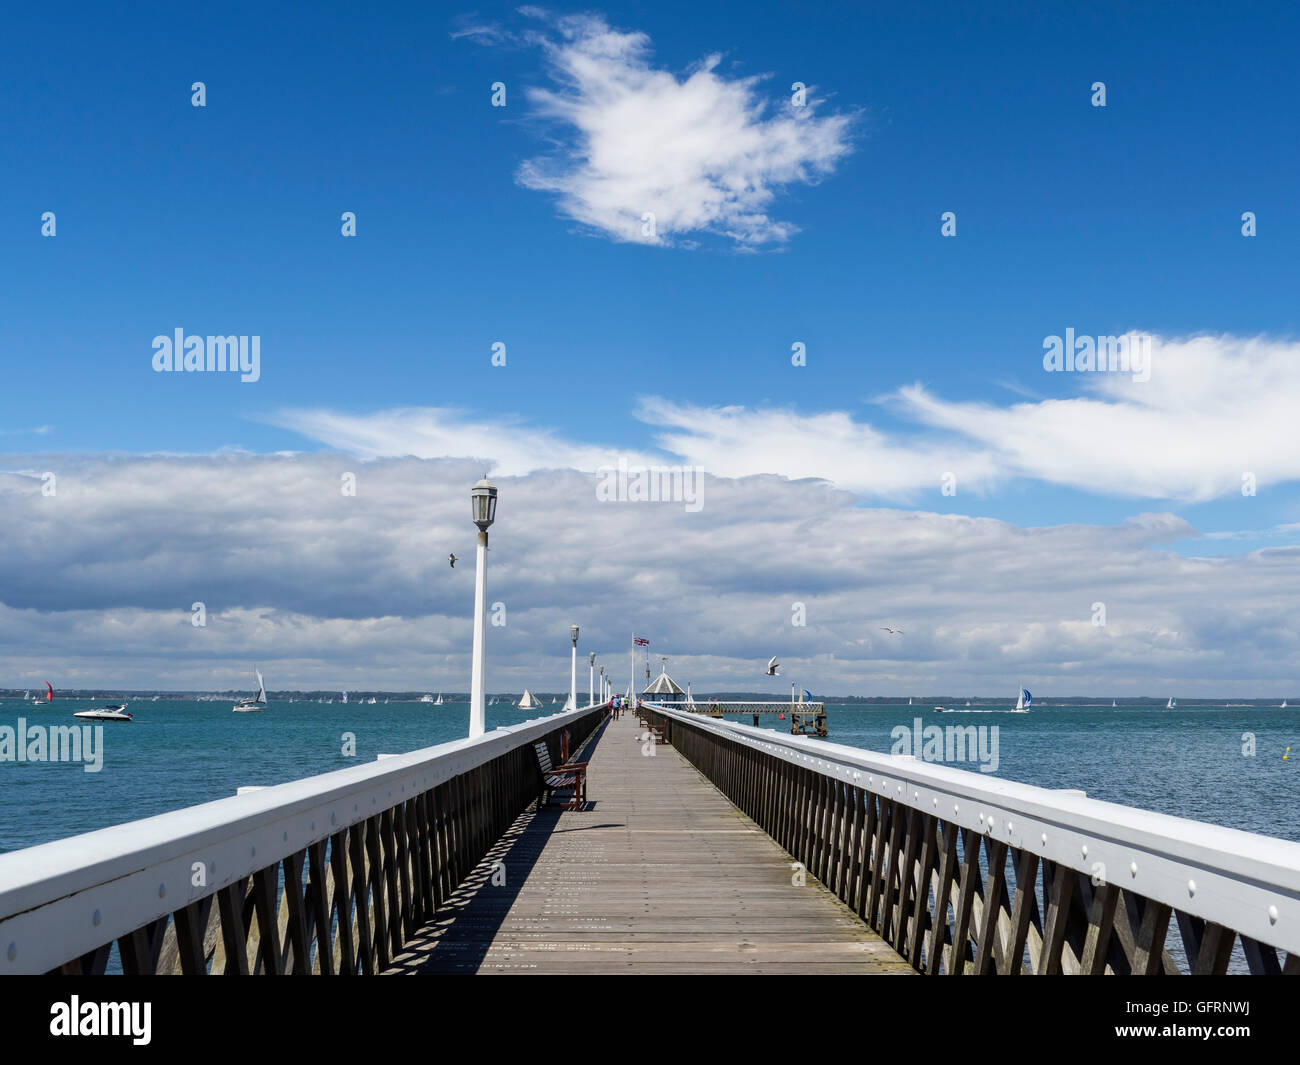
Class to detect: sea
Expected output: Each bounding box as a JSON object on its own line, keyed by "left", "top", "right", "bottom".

{"left": 1, "top": 698, "right": 1297, "bottom": 854}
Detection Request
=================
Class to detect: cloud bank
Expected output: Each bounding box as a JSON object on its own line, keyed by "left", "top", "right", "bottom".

{"left": 3, "top": 453, "right": 1299, "bottom": 695}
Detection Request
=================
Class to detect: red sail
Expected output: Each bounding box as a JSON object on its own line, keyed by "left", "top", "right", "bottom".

{"left": 44, "top": 681, "right": 53, "bottom": 701}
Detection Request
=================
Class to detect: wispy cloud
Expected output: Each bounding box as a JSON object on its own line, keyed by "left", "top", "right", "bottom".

{"left": 267, "top": 405, "right": 660, "bottom": 475}
{"left": 268, "top": 333, "right": 1300, "bottom": 503}
{"left": 483, "top": 12, "right": 855, "bottom": 247}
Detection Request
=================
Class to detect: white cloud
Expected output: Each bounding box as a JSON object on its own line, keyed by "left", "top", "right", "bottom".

{"left": 633, "top": 396, "right": 998, "bottom": 498}
{"left": 509, "top": 13, "right": 855, "bottom": 247}
{"left": 899, "top": 333, "right": 1300, "bottom": 501}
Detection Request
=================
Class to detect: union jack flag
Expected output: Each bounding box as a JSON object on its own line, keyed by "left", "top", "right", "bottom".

{"left": 633, "top": 636, "right": 649, "bottom": 646}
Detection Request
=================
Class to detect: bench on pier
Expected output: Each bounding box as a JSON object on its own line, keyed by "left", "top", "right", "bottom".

{"left": 533, "top": 741, "right": 588, "bottom": 810}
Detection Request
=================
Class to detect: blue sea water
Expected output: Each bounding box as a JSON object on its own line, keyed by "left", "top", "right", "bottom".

{"left": 1, "top": 699, "right": 1297, "bottom": 854}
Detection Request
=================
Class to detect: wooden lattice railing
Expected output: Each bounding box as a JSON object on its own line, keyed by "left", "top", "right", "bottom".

{"left": 0, "top": 705, "right": 605, "bottom": 975}
{"left": 640, "top": 704, "right": 1300, "bottom": 975}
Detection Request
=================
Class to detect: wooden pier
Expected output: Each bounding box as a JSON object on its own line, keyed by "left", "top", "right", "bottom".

{"left": 3, "top": 698, "right": 1299, "bottom": 976}
{"left": 384, "top": 713, "right": 910, "bottom": 974}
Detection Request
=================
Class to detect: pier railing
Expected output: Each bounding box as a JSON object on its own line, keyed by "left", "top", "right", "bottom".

{"left": 0, "top": 703, "right": 606, "bottom": 975}
{"left": 640, "top": 702, "right": 1300, "bottom": 974}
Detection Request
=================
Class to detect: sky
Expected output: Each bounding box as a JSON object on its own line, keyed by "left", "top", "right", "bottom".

{"left": 2, "top": 1, "right": 1300, "bottom": 695}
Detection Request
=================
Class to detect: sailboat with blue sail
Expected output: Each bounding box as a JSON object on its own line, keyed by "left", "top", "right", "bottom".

{"left": 1012, "top": 687, "right": 1032, "bottom": 713}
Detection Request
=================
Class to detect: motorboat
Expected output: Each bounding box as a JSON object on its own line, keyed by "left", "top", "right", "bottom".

{"left": 74, "top": 703, "right": 133, "bottom": 722}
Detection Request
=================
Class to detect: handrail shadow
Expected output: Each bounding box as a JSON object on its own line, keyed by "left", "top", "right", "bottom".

{"left": 387, "top": 715, "right": 617, "bottom": 974}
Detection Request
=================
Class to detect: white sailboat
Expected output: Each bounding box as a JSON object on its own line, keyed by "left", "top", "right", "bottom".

{"left": 517, "top": 689, "right": 541, "bottom": 711}
{"left": 1012, "top": 687, "right": 1032, "bottom": 713}
{"left": 1166, "top": 697, "right": 1175, "bottom": 709}
{"left": 1112, "top": 699, "right": 1118, "bottom": 708}
{"left": 341, "top": 691, "right": 348, "bottom": 704}
{"left": 1281, "top": 699, "right": 1288, "bottom": 709}
{"left": 434, "top": 693, "right": 444, "bottom": 705}
{"left": 233, "top": 668, "right": 267, "bottom": 713}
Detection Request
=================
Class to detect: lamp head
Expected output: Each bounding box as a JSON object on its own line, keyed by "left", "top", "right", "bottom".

{"left": 570, "top": 624, "right": 579, "bottom": 646}
{"left": 471, "top": 478, "right": 498, "bottom": 531}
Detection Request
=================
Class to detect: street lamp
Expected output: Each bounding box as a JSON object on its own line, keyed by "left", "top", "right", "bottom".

{"left": 468, "top": 478, "right": 497, "bottom": 738}
{"left": 599, "top": 664, "right": 606, "bottom": 705}
{"left": 568, "top": 625, "right": 579, "bottom": 711}
{"left": 589, "top": 651, "right": 596, "bottom": 707}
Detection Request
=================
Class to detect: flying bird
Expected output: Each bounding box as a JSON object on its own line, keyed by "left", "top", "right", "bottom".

{"left": 448, "top": 553, "right": 458, "bottom": 568}
{"left": 880, "top": 626, "right": 903, "bottom": 635}
{"left": 765, "top": 657, "right": 781, "bottom": 676}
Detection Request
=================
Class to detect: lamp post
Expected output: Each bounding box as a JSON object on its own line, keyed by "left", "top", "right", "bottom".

{"left": 599, "top": 665, "right": 606, "bottom": 704}
{"left": 468, "top": 478, "right": 497, "bottom": 738}
{"left": 589, "top": 652, "right": 596, "bottom": 707}
{"left": 569, "top": 625, "right": 580, "bottom": 711}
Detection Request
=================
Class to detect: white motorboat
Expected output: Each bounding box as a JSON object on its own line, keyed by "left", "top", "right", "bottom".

{"left": 74, "top": 703, "right": 133, "bottom": 722}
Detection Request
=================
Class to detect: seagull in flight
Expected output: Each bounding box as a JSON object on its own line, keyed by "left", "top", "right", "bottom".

{"left": 880, "top": 626, "right": 903, "bottom": 635}
{"left": 765, "top": 657, "right": 781, "bottom": 676}
{"left": 448, "top": 553, "right": 458, "bottom": 568}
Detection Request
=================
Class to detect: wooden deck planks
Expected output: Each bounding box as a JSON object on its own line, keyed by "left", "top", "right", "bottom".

{"left": 384, "top": 714, "right": 913, "bottom": 975}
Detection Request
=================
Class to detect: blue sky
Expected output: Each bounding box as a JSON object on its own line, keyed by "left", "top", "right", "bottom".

{"left": 2, "top": 2, "right": 1300, "bottom": 692}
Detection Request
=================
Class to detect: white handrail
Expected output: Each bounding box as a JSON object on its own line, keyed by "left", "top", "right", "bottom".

{"left": 0, "top": 703, "right": 605, "bottom": 974}
{"left": 644, "top": 701, "right": 1300, "bottom": 955}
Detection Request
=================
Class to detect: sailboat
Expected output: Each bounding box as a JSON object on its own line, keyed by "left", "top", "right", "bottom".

{"left": 907, "top": 697, "right": 913, "bottom": 706}
{"left": 551, "top": 696, "right": 557, "bottom": 705}
{"left": 33, "top": 681, "right": 53, "bottom": 706}
{"left": 517, "top": 689, "right": 541, "bottom": 711}
{"left": 434, "top": 693, "right": 444, "bottom": 706}
{"left": 233, "top": 668, "right": 267, "bottom": 713}
{"left": 21, "top": 691, "right": 28, "bottom": 701}
{"left": 1012, "top": 687, "right": 1032, "bottom": 713}
{"left": 1281, "top": 699, "right": 1288, "bottom": 709}
{"left": 1112, "top": 699, "right": 1118, "bottom": 708}
{"left": 341, "top": 691, "right": 348, "bottom": 704}
{"left": 1166, "top": 697, "right": 1175, "bottom": 709}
